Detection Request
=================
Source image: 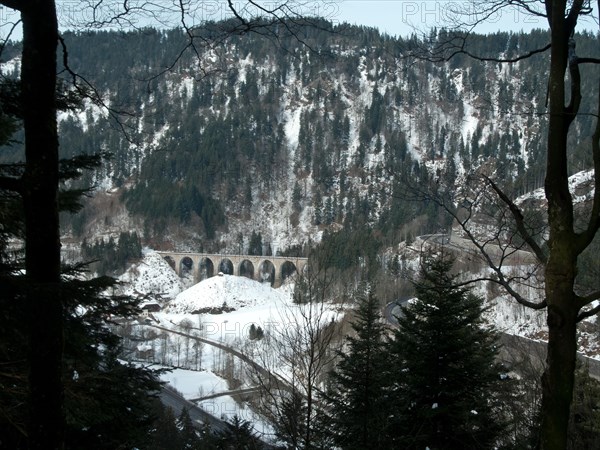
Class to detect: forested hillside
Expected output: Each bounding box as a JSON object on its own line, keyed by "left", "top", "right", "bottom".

{"left": 1, "top": 22, "right": 598, "bottom": 255}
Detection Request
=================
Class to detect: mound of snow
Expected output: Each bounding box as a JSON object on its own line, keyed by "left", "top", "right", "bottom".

{"left": 118, "top": 251, "right": 183, "bottom": 300}
{"left": 167, "top": 274, "right": 288, "bottom": 314}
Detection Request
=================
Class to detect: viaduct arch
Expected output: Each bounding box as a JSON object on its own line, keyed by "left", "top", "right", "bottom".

{"left": 156, "top": 251, "right": 309, "bottom": 287}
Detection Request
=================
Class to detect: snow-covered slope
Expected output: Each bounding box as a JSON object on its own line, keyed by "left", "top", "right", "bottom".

{"left": 167, "top": 274, "right": 290, "bottom": 313}
{"left": 43, "top": 27, "right": 600, "bottom": 255}
{"left": 117, "top": 250, "right": 184, "bottom": 300}
{"left": 516, "top": 168, "right": 595, "bottom": 205}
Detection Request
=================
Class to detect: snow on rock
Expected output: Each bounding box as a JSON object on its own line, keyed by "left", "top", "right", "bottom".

{"left": 117, "top": 250, "right": 183, "bottom": 300}
{"left": 517, "top": 168, "right": 595, "bottom": 205}
{"left": 167, "top": 274, "right": 289, "bottom": 314}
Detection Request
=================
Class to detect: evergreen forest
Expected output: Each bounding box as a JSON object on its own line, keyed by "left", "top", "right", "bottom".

{"left": 1, "top": 11, "right": 600, "bottom": 449}
{"left": 2, "top": 23, "right": 597, "bottom": 259}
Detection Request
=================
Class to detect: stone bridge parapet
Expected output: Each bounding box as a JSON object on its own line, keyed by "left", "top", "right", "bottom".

{"left": 156, "top": 251, "right": 308, "bottom": 287}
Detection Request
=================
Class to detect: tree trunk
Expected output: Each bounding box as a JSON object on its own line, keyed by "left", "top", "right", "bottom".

{"left": 20, "top": 1, "right": 63, "bottom": 448}
{"left": 539, "top": 3, "right": 579, "bottom": 448}
{"left": 540, "top": 258, "right": 578, "bottom": 449}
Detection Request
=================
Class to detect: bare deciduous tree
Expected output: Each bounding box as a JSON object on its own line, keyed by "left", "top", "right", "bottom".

{"left": 404, "top": 2, "right": 600, "bottom": 448}
{"left": 247, "top": 266, "right": 342, "bottom": 449}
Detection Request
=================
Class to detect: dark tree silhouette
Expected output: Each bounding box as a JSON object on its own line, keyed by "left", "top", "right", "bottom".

{"left": 0, "top": 2, "right": 65, "bottom": 448}
{"left": 324, "top": 287, "right": 390, "bottom": 449}
{"left": 0, "top": 3, "right": 330, "bottom": 448}
{"left": 388, "top": 252, "right": 506, "bottom": 449}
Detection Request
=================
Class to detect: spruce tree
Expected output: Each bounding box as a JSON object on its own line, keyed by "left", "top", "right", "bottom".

{"left": 147, "top": 404, "right": 183, "bottom": 450}
{"left": 248, "top": 231, "right": 263, "bottom": 256}
{"left": 249, "top": 323, "right": 258, "bottom": 340}
{"left": 324, "top": 287, "right": 390, "bottom": 450}
{"left": 0, "top": 77, "right": 161, "bottom": 448}
{"left": 219, "top": 415, "right": 262, "bottom": 449}
{"left": 61, "top": 277, "right": 161, "bottom": 449}
{"left": 273, "top": 390, "right": 307, "bottom": 449}
{"left": 178, "top": 407, "right": 202, "bottom": 449}
{"left": 388, "top": 252, "right": 505, "bottom": 449}
{"left": 568, "top": 361, "right": 600, "bottom": 450}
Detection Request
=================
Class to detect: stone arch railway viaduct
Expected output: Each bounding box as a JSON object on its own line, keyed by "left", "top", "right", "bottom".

{"left": 156, "top": 251, "right": 309, "bottom": 287}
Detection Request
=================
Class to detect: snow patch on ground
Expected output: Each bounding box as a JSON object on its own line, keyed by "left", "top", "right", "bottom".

{"left": 167, "top": 274, "right": 290, "bottom": 314}
{"left": 0, "top": 56, "right": 20, "bottom": 76}
{"left": 158, "top": 367, "right": 272, "bottom": 435}
{"left": 161, "top": 367, "right": 229, "bottom": 399}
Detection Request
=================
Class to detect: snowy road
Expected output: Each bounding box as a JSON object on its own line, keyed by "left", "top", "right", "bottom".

{"left": 148, "top": 323, "right": 296, "bottom": 393}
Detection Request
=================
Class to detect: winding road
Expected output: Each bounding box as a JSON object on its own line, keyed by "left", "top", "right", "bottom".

{"left": 148, "top": 323, "right": 294, "bottom": 392}
{"left": 384, "top": 297, "right": 411, "bottom": 326}
{"left": 151, "top": 323, "right": 284, "bottom": 447}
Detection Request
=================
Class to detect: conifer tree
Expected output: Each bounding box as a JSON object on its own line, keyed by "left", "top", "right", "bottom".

{"left": 388, "top": 252, "right": 505, "bottom": 449}
{"left": 248, "top": 231, "right": 263, "bottom": 256}
{"left": 147, "top": 404, "right": 183, "bottom": 450}
{"left": 273, "top": 391, "right": 307, "bottom": 449}
{"left": 255, "top": 326, "right": 264, "bottom": 340}
{"left": 249, "top": 323, "right": 258, "bottom": 340}
{"left": 219, "top": 415, "right": 263, "bottom": 449}
{"left": 178, "top": 407, "right": 201, "bottom": 449}
{"left": 0, "top": 67, "right": 160, "bottom": 450}
{"left": 61, "top": 278, "right": 161, "bottom": 449}
{"left": 568, "top": 361, "right": 600, "bottom": 450}
{"left": 324, "top": 287, "right": 390, "bottom": 450}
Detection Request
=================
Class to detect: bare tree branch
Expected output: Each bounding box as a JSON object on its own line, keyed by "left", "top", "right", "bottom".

{"left": 579, "top": 287, "right": 600, "bottom": 304}
{"left": 0, "top": 0, "right": 21, "bottom": 12}
{"left": 575, "top": 64, "right": 600, "bottom": 252}
{"left": 57, "top": 35, "right": 140, "bottom": 143}
{"left": 483, "top": 175, "right": 548, "bottom": 263}
{"left": 438, "top": 273, "right": 548, "bottom": 310}
{"left": 576, "top": 296, "right": 600, "bottom": 321}
{"left": 405, "top": 31, "right": 551, "bottom": 64}
{"left": 0, "top": 19, "right": 22, "bottom": 57}
{"left": 453, "top": 212, "right": 547, "bottom": 310}
{"left": 78, "top": 0, "right": 174, "bottom": 30}
{"left": 445, "top": 42, "right": 551, "bottom": 64}
{"left": 404, "top": 0, "right": 596, "bottom": 66}
{"left": 120, "top": 3, "right": 334, "bottom": 97}
{"left": 576, "top": 57, "right": 600, "bottom": 64}
{"left": 396, "top": 0, "right": 551, "bottom": 63}
{"left": 508, "top": 0, "right": 549, "bottom": 19}
{"left": 566, "top": 0, "right": 591, "bottom": 35}
{"left": 400, "top": 175, "right": 547, "bottom": 310}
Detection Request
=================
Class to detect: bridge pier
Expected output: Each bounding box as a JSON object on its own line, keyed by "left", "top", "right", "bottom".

{"left": 157, "top": 251, "right": 308, "bottom": 288}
